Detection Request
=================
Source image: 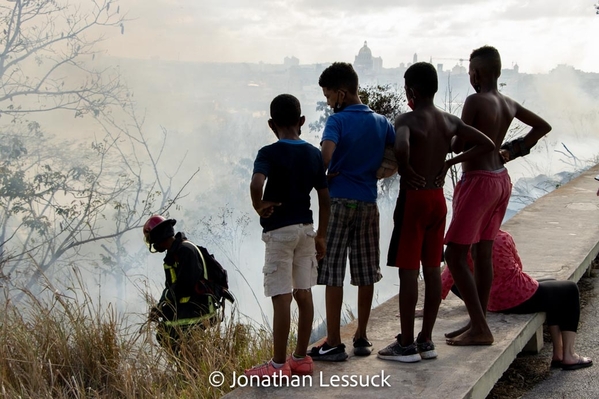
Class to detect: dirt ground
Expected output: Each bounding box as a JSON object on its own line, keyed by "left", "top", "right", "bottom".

{"left": 487, "top": 258, "right": 599, "bottom": 399}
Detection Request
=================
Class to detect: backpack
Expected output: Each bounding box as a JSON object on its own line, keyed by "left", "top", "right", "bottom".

{"left": 194, "top": 245, "right": 235, "bottom": 312}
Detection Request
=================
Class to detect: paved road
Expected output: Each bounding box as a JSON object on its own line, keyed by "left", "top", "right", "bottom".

{"left": 523, "top": 269, "right": 599, "bottom": 399}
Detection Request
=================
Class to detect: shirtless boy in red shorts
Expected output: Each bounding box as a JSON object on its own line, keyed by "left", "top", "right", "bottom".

{"left": 444, "top": 46, "right": 552, "bottom": 346}
{"left": 377, "top": 62, "right": 494, "bottom": 362}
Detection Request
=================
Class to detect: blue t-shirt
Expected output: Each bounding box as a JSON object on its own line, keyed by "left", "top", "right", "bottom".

{"left": 253, "top": 139, "right": 328, "bottom": 232}
{"left": 322, "top": 104, "right": 395, "bottom": 202}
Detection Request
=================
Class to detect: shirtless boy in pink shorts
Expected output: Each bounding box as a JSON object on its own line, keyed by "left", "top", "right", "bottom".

{"left": 444, "top": 46, "right": 552, "bottom": 346}
{"left": 377, "top": 62, "right": 494, "bottom": 363}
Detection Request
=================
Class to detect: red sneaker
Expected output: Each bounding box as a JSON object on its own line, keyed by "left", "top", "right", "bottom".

{"left": 288, "top": 355, "right": 313, "bottom": 375}
{"left": 244, "top": 360, "right": 291, "bottom": 379}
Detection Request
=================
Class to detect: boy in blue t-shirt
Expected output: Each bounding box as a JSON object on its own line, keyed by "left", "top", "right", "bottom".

{"left": 247, "top": 94, "right": 330, "bottom": 378}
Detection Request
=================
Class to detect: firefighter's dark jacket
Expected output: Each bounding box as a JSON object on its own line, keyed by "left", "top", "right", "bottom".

{"left": 157, "top": 232, "right": 216, "bottom": 326}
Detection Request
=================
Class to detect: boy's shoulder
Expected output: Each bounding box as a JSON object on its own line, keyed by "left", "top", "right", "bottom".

{"left": 330, "top": 104, "right": 376, "bottom": 120}
{"left": 396, "top": 108, "right": 448, "bottom": 124}
{"left": 464, "top": 91, "right": 518, "bottom": 115}
{"left": 395, "top": 111, "right": 426, "bottom": 133}
{"left": 465, "top": 90, "right": 512, "bottom": 103}
{"left": 259, "top": 140, "right": 321, "bottom": 157}
{"left": 395, "top": 108, "right": 459, "bottom": 136}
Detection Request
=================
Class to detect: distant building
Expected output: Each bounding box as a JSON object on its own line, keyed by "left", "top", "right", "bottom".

{"left": 437, "top": 64, "right": 444, "bottom": 74}
{"left": 284, "top": 56, "right": 299, "bottom": 67}
{"left": 452, "top": 63, "right": 467, "bottom": 75}
{"left": 354, "top": 41, "right": 383, "bottom": 74}
{"left": 413, "top": 53, "right": 418, "bottom": 64}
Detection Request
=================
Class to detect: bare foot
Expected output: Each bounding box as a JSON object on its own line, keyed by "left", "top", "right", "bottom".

{"left": 445, "top": 322, "right": 471, "bottom": 339}
{"left": 446, "top": 328, "right": 493, "bottom": 346}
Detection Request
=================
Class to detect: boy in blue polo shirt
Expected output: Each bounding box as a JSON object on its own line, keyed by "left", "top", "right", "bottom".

{"left": 246, "top": 94, "right": 330, "bottom": 378}
{"left": 310, "top": 62, "right": 395, "bottom": 360}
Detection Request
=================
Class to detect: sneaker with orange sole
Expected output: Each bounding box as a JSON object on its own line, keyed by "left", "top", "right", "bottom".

{"left": 244, "top": 360, "right": 291, "bottom": 379}
{"left": 288, "top": 355, "right": 313, "bottom": 375}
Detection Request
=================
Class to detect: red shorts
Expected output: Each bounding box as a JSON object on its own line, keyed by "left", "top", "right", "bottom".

{"left": 387, "top": 188, "right": 446, "bottom": 270}
{"left": 444, "top": 168, "right": 512, "bottom": 245}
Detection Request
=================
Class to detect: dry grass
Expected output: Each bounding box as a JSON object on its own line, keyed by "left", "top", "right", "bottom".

{"left": 0, "top": 270, "right": 280, "bottom": 399}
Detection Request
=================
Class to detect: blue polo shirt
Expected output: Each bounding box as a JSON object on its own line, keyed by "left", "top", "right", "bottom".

{"left": 322, "top": 104, "right": 395, "bottom": 202}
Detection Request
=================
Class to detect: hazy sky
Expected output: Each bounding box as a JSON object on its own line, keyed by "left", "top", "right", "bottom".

{"left": 104, "top": 0, "right": 599, "bottom": 73}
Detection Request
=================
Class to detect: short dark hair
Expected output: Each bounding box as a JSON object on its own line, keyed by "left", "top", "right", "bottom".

{"left": 318, "top": 62, "right": 359, "bottom": 94}
{"left": 270, "top": 94, "right": 301, "bottom": 127}
{"left": 470, "top": 45, "right": 501, "bottom": 77}
{"left": 404, "top": 62, "right": 438, "bottom": 97}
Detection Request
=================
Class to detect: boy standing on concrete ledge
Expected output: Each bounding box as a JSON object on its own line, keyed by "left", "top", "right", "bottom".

{"left": 310, "top": 62, "right": 395, "bottom": 361}
{"left": 378, "top": 62, "right": 494, "bottom": 363}
{"left": 444, "top": 45, "right": 552, "bottom": 346}
{"left": 247, "top": 94, "right": 330, "bottom": 378}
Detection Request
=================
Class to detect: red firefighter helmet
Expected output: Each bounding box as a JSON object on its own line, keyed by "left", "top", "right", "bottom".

{"left": 143, "top": 215, "right": 176, "bottom": 251}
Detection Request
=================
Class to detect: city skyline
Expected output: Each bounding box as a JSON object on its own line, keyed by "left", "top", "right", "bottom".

{"left": 101, "top": 0, "right": 599, "bottom": 74}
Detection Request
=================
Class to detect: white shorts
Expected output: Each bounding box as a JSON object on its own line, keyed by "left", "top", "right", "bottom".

{"left": 262, "top": 224, "right": 317, "bottom": 297}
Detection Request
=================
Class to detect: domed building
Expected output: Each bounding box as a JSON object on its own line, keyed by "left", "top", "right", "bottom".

{"left": 354, "top": 41, "right": 383, "bottom": 74}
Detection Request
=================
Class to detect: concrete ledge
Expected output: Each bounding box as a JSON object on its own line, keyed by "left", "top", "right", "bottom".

{"left": 225, "top": 164, "right": 599, "bottom": 399}
{"left": 504, "top": 164, "right": 599, "bottom": 286}
{"left": 522, "top": 324, "right": 544, "bottom": 353}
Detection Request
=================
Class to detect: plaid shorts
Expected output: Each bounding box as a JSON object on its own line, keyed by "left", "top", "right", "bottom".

{"left": 317, "top": 198, "right": 382, "bottom": 287}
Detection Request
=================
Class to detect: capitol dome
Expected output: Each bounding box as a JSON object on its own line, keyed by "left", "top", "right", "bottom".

{"left": 354, "top": 40, "right": 382, "bottom": 74}
{"left": 358, "top": 41, "right": 372, "bottom": 57}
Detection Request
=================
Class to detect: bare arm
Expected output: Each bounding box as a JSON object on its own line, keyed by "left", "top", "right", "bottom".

{"left": 315, "top": 187, "right": 330, "bottom": 260}
{"left": 250, "top": 173, "right": 280, "bottom": 218}
{"left": 452, "top": 96, "right": 478, "bottom": 153}
{"left": 321, "top": 140, "right": 336, "bottom": 170}
{"left": 500, "top": 103, "right": 552, "bottom": 163}
{"left": 320, "top": 140, "right": 339, "bottom": 180}
{"left": 515, "top": 102, "right": 552, "bottom": 147}
{"left": 394, "top": 125, "right": 410, "bottom": 173}
{"left": 435, "top": 117, "right": 495, "bottom": 186}
{"left": 449, "top": 118, "right": 495, "bottom": 167}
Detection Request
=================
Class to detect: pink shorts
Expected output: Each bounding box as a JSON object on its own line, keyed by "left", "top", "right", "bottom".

{"left": 444, "top": 168, "right": 511, "bottom": 245}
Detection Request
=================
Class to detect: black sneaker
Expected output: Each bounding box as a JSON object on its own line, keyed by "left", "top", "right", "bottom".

{"left": 377, "top": 335, "right": 420, "bottom": 363}
{"left": 416, "top": 333, "right": 437, "bottom": 360}
{"left": 353, "top": 337, "right": 372, "bottom": 356}
{"left": 309, "top": 342, "right": 348, "bottom": 362}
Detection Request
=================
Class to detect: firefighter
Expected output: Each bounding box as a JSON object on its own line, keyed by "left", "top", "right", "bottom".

{"left": 143, "top": 215, "right": 217, "bottom": 353}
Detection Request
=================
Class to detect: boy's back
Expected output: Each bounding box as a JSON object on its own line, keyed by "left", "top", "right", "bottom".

{"left": 323, "top": 104, "right": 394, "bottom": 202}
{"left": 459, "top": 91, "right": 517, "bottom": 172}
{"left": 395, "top": 107, "right": 459, "bottom": 189}
{"left": 254, "top": 140, "right": 326, "bottom": 232}
{"left": 395, "top": 105, "right": 495, "bottom": 191}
